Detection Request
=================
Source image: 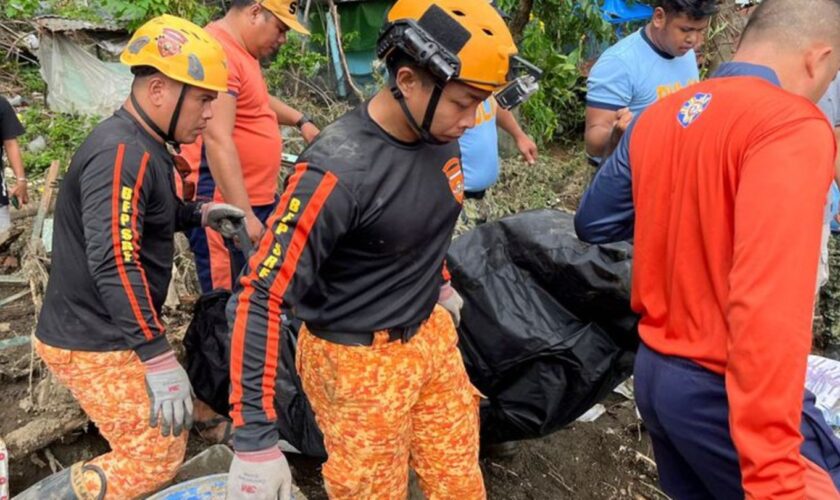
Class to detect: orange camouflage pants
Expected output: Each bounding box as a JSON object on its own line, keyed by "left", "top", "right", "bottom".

{"left": 297, "top": 305, "right": 485, "bottom": 500}
{"left": 34, "top": 338, "right": 186, "bottom": 499}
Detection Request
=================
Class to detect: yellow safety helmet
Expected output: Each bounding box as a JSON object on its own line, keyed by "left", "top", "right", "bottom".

{"left": 121, "top": 14, "right": 228, "bottom": 93}
{"left": 379, "top": 0, "right": 517, "bottom": 92}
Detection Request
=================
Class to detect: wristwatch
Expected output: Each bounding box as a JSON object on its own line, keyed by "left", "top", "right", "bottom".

{"left": 295, "top": 114, "right": 314, "bottom": 129}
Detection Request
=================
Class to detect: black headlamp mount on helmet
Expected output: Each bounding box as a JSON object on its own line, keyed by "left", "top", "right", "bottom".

{"left": 494, "top": 55, "right": 543, "bottom": 110}
{"left": 377, "top": 19, "right": 461, "bottom": 85}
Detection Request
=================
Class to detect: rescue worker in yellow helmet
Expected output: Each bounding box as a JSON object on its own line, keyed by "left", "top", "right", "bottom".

{"left": 18, "top": 15, "right": 247, "bottom": 499}
{"left": 224, "top": 1, "right": 538, "bottom": 498}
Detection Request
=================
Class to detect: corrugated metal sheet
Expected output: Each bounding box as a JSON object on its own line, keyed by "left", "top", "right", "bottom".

{"left": 35, "top": 16, "right": 124, "bottom": 34}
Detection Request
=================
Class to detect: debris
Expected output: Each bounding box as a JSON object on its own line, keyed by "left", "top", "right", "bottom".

{"left": 29, "top": 160, "right": 61, "bottom": 250}
{"left": 26, "top": 136, "right": 46, "bottom": 154}
{"left": 0, "top": 289, "right": 30, "bottom": 308}
{"left": 576, "top": 404, "right": 607, "bottom": 423}
{"left": 0, "top": 226, "right": 23, "bottom": 253}
{"left": 7, "top": 95, "right": 22, "bottom": 107}
{"left": 806, "top": 355, "right": 840, "bottom": 428}
{"left": 613, "top": 377, "right": 635, "bottom": 400}
{"left": 0, "top": 336, "right": 29, "bottom": 351}
{"left": 0, "top": 324, "right": 9, "bottom": 334}
{"left": 0, "top": 274, "right": 27, "bottom": 285}
{"left": 41, "top": 218, "right": 53, "bottom": 254}
{"left": 37, "top": 28, "right": 132, "bottom": 116}
{"left": 43, "top": 447, "right": 62, "bottom": 474}
{"left": 0, "top": 255, "right": 19, "bottom": 273}
{"left": 3, "top": 410, "right": 87, "bottom": 459}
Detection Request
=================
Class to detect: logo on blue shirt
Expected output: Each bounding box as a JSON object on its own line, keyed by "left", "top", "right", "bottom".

{"left": 677, "top": 93, "right": 712, "bottom": 128}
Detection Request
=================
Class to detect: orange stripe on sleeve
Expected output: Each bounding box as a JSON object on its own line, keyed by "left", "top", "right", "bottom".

{"left": 110, "top": 144, "right": 155, "bottom": 341}
{"left": 260, "top": 172, "right": 338, "bottom": 419}
{"left": 230, "top": 163, "right": 309, "bottom": 427}
{"left": 129, "top": 152, "right": 165, "bottom": 334}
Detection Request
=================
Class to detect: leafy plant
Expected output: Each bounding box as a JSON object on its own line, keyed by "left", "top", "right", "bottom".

{"left": 498, "top": 0, "right": 613, "bottom": 144}
{"left": 263, "top": 33, "right": 329, "bottom": 96}
{"left": 4, "top": 0, "right": 102, "bottom": 21}
{"left": 17, "top": 104, "right": 100, "bottom": 175}
{"left": 102, "top": 0, "right": 216, "bottom": 31}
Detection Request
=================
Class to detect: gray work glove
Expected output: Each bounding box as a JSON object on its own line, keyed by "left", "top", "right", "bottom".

{"left": 143, "top": 351, "right": 194, "bottom": 437}
{"left": 438, "top": 282, "right": 464, "bottom": 327}
{"left": 227, "top": 445, "right": 293, "bottom": 500}
{"left": 202, "top": 202, "right": 246, "bottom": 239}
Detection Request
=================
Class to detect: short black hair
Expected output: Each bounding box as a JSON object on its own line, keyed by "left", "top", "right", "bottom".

{"left": 654, "top": 0, "right": 719, "bottom": 20}
{"left": 229, "top": 0, "right": 257, "bottom": 9}
{"left": 130, "top": 65, "right": 160, "bottom": 78}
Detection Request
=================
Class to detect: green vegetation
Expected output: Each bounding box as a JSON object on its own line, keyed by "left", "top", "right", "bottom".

{"left": 4, "top": 0, "right": 102, "bottom": 22}
{"left": 17, "top": 104, "right": 99, "bottom": 176}
{"left": 497, "top": 0, "right": 615, "bottom": 145}
{"left": 101, "top": 0, "right": 217, "bottom": 30}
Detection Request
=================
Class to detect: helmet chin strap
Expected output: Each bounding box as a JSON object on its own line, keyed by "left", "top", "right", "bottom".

{"left": 129, "top": 83, "right": 189, "bottom": 154}
{"left": 390, "top": 74, "right": 447, "bottom": 145}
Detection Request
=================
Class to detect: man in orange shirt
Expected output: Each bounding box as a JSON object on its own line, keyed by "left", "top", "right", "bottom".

{"left": 182, "top": 0, "right": 320, "bottom": 293}
{"left": 576, "top": 0, "right": 840, "bottom": 497}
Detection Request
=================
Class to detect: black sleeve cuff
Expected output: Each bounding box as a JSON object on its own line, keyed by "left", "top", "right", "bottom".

{"left": 133, "top": 334, "right": 172, "bottom": 362}
{"left": 176, "top": 201, "right": 205, "bottom": 232}
{"left": 232, "top": 421, "right": 280, "bottom": 452}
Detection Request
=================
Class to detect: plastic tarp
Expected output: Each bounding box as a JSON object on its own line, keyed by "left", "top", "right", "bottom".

{"left": 39, "top": 32, "right": 132, "bottom": 117}
{"left": 447, "top": 209, "right": 639, "bottom": 443}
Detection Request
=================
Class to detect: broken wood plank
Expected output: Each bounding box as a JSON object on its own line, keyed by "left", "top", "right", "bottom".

{"left": 0, "top": 274, "right": 27, "bottom": 285}
{"left": 3, "top": 410, "right": 88, "bottom": 458}
{"left": 0, "top": 289, "right": 30, "bottom": 307}
{"left": 30, "top": 160, "right": 61, "bottom": 249}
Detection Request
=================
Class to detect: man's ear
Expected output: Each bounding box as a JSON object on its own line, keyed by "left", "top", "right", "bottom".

{"left": 146, "top": 75, "right": 168, "bottom": 108}
{"left": 651, "top": 6, "right": 667, "bottom": 30}
{"left": 805, "top": 44, "right": 834, "bottom": 80}
{"left": 395, "top": 66, "right": 424, "bottom": 100}
{"left": 247, "top": 2, "right": 262, "bottom": 24}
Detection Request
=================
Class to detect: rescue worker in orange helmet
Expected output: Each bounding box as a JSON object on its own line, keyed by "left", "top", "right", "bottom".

{"left": 17, "top": 15, "right": 246, "bottom": 499}
{"left": 223, "top": 0, "right": 538, "bottom": 498}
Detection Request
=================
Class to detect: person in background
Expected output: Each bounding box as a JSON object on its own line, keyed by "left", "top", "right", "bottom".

{"left": 0, "top": 95, "right": 27, "bottom": 233}
{"left": 816, "top": 74, "right": 840, "bottom": 292}
{"left": 181, "top": 0, "right": 319, "bottom": 295}
{"left": 584, "top": 0, "right": 718, "bottom": 165}
{"left": 460, "top": 97, "right": 537, "bottom": 200}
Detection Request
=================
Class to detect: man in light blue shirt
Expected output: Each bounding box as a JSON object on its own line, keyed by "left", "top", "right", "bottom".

{"left": 460, "top": 97, "right": 537, "bottom": 198}
{"left": 585, "top": 0, "right": 718, "bottom": 165}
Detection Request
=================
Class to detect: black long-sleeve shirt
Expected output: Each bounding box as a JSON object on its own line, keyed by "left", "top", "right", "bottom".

{"left": 229, "top": 102, "right": 464, "bottom": 451}
{"left": 37, "top": 108, "right": 202, "bottom": 361}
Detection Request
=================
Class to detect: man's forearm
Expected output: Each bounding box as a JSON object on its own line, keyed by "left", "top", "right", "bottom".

{"left": 584, "top": 125, "right": 612, "bottom": 158}
{"left": 497, "top": 108, "right": 526, "bottom": 140}
{"left": 4, "top": 139, "right": 25, "bottom": 178}
{"left": 268, "top": 96, "right": 304, "bottom": 127}
{"left": 203, "top": 137, "right": 254, "bottom": 216}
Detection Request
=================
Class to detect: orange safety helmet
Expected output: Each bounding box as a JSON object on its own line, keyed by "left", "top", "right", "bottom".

{"left": 121, "top": 14, "right": 228, "bottom": 93}
{"left": 378, "top": 0, "right": 517, "bottom": 92}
